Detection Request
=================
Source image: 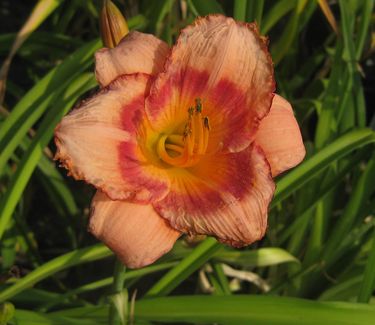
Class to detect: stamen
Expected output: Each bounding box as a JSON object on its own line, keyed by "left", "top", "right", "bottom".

{"left": 202, "top": 117, "right": 210, "bottom": 152}
{"left": 204, "top": 116, "right": 210, "bottom": 130}
{"left": 157, "top": 135, "right": 188, "bottom": 166}
{"left": 167, "top": 135, "right": 184, "bottom": 147}
{"left": 157, "top": 98, "right": 210, "bottom": 168}
{"left": 188, "top": 106, "right": 194, "bottom": 116}
{"left": 188, "top": 116, "right": 195, "bottom": 156}
{"left": 195, "top": 98, "right": 202, "bottom": 113}
{"left": 165, "top": 143, "right": 184, "bottom": 153}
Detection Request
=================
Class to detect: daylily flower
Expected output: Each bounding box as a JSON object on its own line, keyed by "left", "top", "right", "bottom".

{"left": 55, "top": 15, "right": 305, "bottom": 269}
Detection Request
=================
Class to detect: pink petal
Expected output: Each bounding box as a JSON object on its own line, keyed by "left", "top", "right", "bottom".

{"left": 95, "top": 31, "right": 169, "bottom": 87}
{"left": 154, "top": 144, "right": 275, "bottom": 247}
{"left": 145, "top": 15, "right": 274, "bottom": 153}
{"left": 255, "top": 95, "right": 306, "bottom": 177}
{"left": 89, "top": 191, "right": 181, "bottom": 269}
{"left": 54, "top": 74, "right": 170, "bottom": 203}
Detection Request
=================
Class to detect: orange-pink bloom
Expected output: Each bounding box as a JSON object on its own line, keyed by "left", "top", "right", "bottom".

{"left": 55, "top": 15, "right": 305, "bottom": 269}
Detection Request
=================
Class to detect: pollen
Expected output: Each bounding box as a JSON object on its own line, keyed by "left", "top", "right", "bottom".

{"left": 157, "top": 98, "right": 210, "bottom": 168}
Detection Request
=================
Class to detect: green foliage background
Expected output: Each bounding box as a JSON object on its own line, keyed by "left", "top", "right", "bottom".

{"left": 0, "top": 0, "right": 375, "bottom": 324}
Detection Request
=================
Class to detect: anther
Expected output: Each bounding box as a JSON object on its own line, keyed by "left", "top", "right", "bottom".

{"left": 203, "top": 116, "right": 210, "bottom": 130}
{"left": 195, "top": 98, "right": 202, "bottom": 113}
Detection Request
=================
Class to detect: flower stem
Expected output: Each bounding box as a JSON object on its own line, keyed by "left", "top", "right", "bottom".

{"left": 109, "top": 258, "right": 127, "bottom": 325}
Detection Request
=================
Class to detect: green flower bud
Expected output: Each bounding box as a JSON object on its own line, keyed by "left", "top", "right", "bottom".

{"left": 100, "top": 0, "right": 128, "bottom": 48}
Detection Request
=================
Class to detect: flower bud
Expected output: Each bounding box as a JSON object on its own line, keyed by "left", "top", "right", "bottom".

{"left": 100, "top": 0, "right": 129, "bottom": 48}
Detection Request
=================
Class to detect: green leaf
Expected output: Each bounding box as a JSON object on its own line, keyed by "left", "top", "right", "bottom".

{"left": 0, "top": 0, "right": 63, "bottom": 101}
{"left": 319, "top": 275, "right": 362, "bottom": 301}
{"left": 145, "top": 237, "right": 221, "bottom": 297}
{"left": 0, "top": 39, "right": 100, "bottom": 172}
{"left": 355, "top": 0, "right": 374, "bottom": 60}
{"left": 46, "top": 306, "right": 108, "bottom": 319}
{"left": 324, "top": 154, "right": 375, "bottom": 261}
{"left": 261, "top": 0, "right": 295, "bottom": 34}
{"left": 26, "top": 138, "right": 78, "bottom": 217}
{"left": 0, "top": 73, "right": 96, "bottom": 240}
{"left": 211, "top": 263, "right": 231, "bottom": 295}
{"left": 45, "top": 295, "right": 375, "bottom": 324}
{"left": 10, "top": 309, "right": 100, "bottom": 325}
{"left": 215, "top": 247, "right": 299, "bottom": 267}
{"left": 246, "top": 0, "right": 264, "bottom": 25}
{"left": 5, "top": 288, "right": 65, "bottom": 307}
{"left": 233, "top": 0, "right": 247, "bottom": 21}
{"left": 187, "top": 0, "right": 224, "bottom": 16}
{"left": 133, "top": 295, "right": 375, "bottom": 324}
{"left": 0, "top": 244, "right": 111, "bottom": 303}
{"left": 358, "top": 227, "right": 375, "bottom": 303}
{"left": 39, "top": 262, "right": 178, "bottom": 312}
{"left": 278, "top": 150, "right": 365, "bottom": 245}
{"left": 273, "top": 129, "right": 375, "bottom": 206}
{"left": 270, "top": 0, "right": 308, "bottom": 64}
{"left": 314, "top": 40, "right": 343, "bottom": 148}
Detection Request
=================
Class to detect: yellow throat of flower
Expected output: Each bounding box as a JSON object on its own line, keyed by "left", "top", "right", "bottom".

{"left": 157, "top": 99, "right": 210, "bottom": 168}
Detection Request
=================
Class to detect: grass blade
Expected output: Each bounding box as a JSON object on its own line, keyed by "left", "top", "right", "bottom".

{"left": 39, "top": 262, "right": 178, "bottom": 312}
{"left": 317, "top": 0, "right": 338, "bottom": 34}
{"left": 357, "top": 227, "right": 375, "bottom": 303}
{"left": 355, "top": 0, "right": 374, "bottom": 60}
{"left": 261, "top": 0, "right": 295, "bottom": 34}
{"left": 145, "top": 237, "right": 221, "bottom": 297}
{"left": 0, "top": 244, "right": 111, "bottom": 303}
{"left": 133, "top": 295, "right": 375, "bottom": 324}
{"left": 246, "top": 0, "right": 264, "bottom": 25}
{"left": 0, "top": 39, "right": 100, "bottom": 172}
{"left": 323, "top": 154, "right": 375, "bottom": 261}
{"left": 214, "top": 247, "right": 299, "bottom": 267}
{"left": 0, "top": 0, "right": 62, "bottom": 102}
{"left": 233, "top": 0, "right": 247, "bottom": 21}
{"left": 271, "top": 0, "right": 308, "bottom": 65}
{"left": 273, "top": 129, "right": 375, "bottom": 206}
{"left": 187, "top": 0, "right": 224, "bottom": 16}
{"left": 0, "top": 73, "right": 96, "bottom": 240}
